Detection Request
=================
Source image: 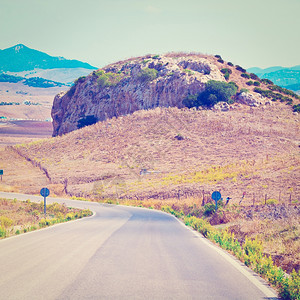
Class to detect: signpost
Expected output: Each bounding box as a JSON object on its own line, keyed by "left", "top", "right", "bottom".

{"left": 40, "top": 188, "right": 50, "bottom": 216}
{"left": 211, "top": 191, "right": 222, "bottom": 211}
{"left": 0, "top": 170, "right": 3, "bottom": 181}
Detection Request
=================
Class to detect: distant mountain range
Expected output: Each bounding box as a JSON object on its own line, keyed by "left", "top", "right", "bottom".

{"left": 0, "top": 44, "right": 96, "bottom": 72}
{"left": 0, "top": 44, "right": 97, "bottom": 86}
{"left": 247, "top": 65, "right": 300, "bottom": 94}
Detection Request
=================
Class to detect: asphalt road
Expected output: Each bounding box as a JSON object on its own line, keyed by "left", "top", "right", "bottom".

{"left": 0, "top": 192, "right": 278, "bottom": 300}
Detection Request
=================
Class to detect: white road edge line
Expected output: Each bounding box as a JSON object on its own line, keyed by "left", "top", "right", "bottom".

{"left": 172, "top": 214, "right": 279, "bottom": 299}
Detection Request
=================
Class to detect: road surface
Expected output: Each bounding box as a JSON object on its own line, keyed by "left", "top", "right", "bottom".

{"left": 0, "top": 192, "right": 278, "bottom": 299}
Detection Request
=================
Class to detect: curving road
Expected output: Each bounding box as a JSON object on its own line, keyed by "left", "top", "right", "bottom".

{"left": 0, "top": 192, "right": 278, "bottom": 299}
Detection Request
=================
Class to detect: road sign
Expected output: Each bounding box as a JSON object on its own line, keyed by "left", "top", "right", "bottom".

{"left": 40, "top": 188, "right": 50, "bottom": 198}
{"left": 212, "top": 191, "right": 222, "bottom": 211}
{"left": 211, "top": 191, "right": 221, "bottom": 201}
{"left": 40, "top": 188, "right": 50, "bottom": 216}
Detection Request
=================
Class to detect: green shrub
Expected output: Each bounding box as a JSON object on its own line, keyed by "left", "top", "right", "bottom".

{"left": 246, "top": 81, "right": 254, "bottom": 86}
{"left": 152, "top": 55, "right": 160, "bottom": 59}
{"left": 240, "top": 88, "right": 249, "bottom": 93}
{"left": 278, "top": 269, "right": 300, "bottom": 300}
{"left": 253, "top": 81, "right": 261, "bottom": 86}
{"left": 182, "top": 94, "right": 198, "bottom": 108}
{"left": 266, "top": 199, "right": 278, "bottom": 205}
{"left": 250, "top": 73, "right": 260, "bottom": 80}
{"left": 221, "top": 68, "right": 232, "bottom": 75}
{"left": 196, "top": 80, "right": 237, "bottom": 108}
{"left": 241, "top": 73, "right": 250, "bottom": 79}
{"left": 261, "top": 78, "right": 274, "bottom": 85}
{"left": 293, "top": 104, "right": 300, "bottom": 112}
{"left": 215, "top": 55, "right": 222, "bottom": 59}
{"left": 182, "top": 80, "right": 238, "bottom": 108}
{"left": 203, "top": 202, "right": 215, "bottom": 216}
{"left": 137, "top": 68, "right": 158, "bottom": 83}
{"left": 227, "top": 62, "right": 234, "bottom": 66}
{"left": 0, "top": 226, "right": 6, "bottom": 237}
{"left": 236, "top": 65, "right": 246, "bottom": 73}
{"left": 0, "top": 216, "right": 14, "bottom": 228}
{"left": 217, "top": 59, "right": 224, "bottom": 63}
{"left": 221, "top": 68, "right": 232, "bottom": 80}
{"left": 183, "top": 69, "right": 194, "bottom": 75}
{"left": 96, "top": 70, "right": 121, "bottom": 88}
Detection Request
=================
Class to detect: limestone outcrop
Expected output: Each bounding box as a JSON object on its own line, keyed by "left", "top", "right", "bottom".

{"left": 51, "top": 54, "right": 224, "bottom": 136}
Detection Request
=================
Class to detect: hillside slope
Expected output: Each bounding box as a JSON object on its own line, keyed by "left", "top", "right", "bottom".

{"left": 14, "top": 104, "right": 300, "bottom": 202}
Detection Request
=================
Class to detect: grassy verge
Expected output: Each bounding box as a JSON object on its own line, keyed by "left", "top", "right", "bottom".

{"left": 161, "top": 205, "right": 299, "bottom": 300}
{"left": 0, "top": 197, "right": 92, "bottom": 238}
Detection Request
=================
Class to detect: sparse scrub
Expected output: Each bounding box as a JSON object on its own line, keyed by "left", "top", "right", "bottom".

{"left": 250, "top": 73, "right": 260, "bottom": 80}
{"left": 95, "top": 70, "right": 122, "bottom": 88}
{"left": 0, "top": 198, "right": 92, "bottom": 238}
{"left": 261, "top": 78, "right": 274, "bottom": 85}
{"left": 182, "top": 69, "right": 194, "bottom": 76}
{"left": 241, "top": 73, "right": 250, "bottom": 79}
{"left": 221, "top": 68, "right": 232, "bottom": 81}
{"left": 161, "top": 206, "right": 300, "bottom": 299}
{"left": 235, "top": 65, "right": 247, "bottom": 73}
{"left": 137, "top": 68, "right": 158, "bottom": 83}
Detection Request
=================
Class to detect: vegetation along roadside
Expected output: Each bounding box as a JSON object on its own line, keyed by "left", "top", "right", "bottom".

{"left": 0, "top": 197, "right": 92, "bottom": 239}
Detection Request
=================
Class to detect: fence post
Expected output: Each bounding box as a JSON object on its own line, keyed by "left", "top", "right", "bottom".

{"left": 265, "top": 194, "right": 267, "bottom": 205}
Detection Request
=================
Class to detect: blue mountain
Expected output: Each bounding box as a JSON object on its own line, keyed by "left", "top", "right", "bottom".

{"left": 0, "top": 44, "right": 97, "bottom": 72}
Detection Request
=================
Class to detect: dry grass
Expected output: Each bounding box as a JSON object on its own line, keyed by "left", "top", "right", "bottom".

{"left": 0, "top": 197, "right": 92, "bottom": 238}
{"left": 10, "top": 103, "right": 299, "bottom": 205}
{"left": 227, "top": 212, "right": 300, "bottom": 273}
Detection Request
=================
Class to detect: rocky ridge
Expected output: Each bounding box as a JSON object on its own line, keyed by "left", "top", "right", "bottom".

{"left": 51, "top": 53, "right": 290, "bottom": 136}
{"left": 51, "top": 53, "right": 226, "bottom": 136}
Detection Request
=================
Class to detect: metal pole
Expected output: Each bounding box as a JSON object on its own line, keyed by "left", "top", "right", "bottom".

{"left": 44, "top": 196, "right": 46, "bottom": 216}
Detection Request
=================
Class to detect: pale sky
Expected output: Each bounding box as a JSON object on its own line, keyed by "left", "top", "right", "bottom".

{"left": 0, "top": 0, "right": 299, "bottom": 69}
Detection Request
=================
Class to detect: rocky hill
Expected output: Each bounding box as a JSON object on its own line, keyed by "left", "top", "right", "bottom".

{"left": 52, "top": 53, "right": 299, "bottom": 136}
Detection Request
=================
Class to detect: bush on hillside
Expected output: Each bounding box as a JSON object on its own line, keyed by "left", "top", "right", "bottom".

{"left": 293, "top": 104, "right": 300, "bottom": 112}
{"left": 137, "top": 68, "right": 158, "bottom": 83}
{"left": 227, "top": 62, "right": 234, "bottom": 66}
{"left": 241, "top": 73, "right": 250, "bottom": 79}
{"left": 250, "top": 73, "right": 260, "bottom": 80}
{"left": 236, "top": 65, "right": 247, "bottom": 73}
{"left": 246, "top": 81, "right": 254, "bottom": 86}
{"left": 261, "top": 78, "right": 274, "bottom": 85}
{"left": 96, "top": 70, "right": 122, "bottom": 88}
{"left": 221, "top": 68, "right": 232, "bottom": 81}
{"left": 183, "top": 80, "right": 237, "bottom": 108}
{"left": 253, "top": 81, "right": 261, "bottom": 86}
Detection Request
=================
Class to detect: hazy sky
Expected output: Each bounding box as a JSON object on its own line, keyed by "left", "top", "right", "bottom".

{"left": 0, "top": 0, "right": 299, "bottom": 69}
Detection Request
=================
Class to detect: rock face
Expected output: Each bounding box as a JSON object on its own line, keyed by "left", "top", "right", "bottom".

{"left": 51, "top": 53, "right": 224, "bottom": 136}
{"left": 236, "top": 92, "right": 263, "bottom": 107}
